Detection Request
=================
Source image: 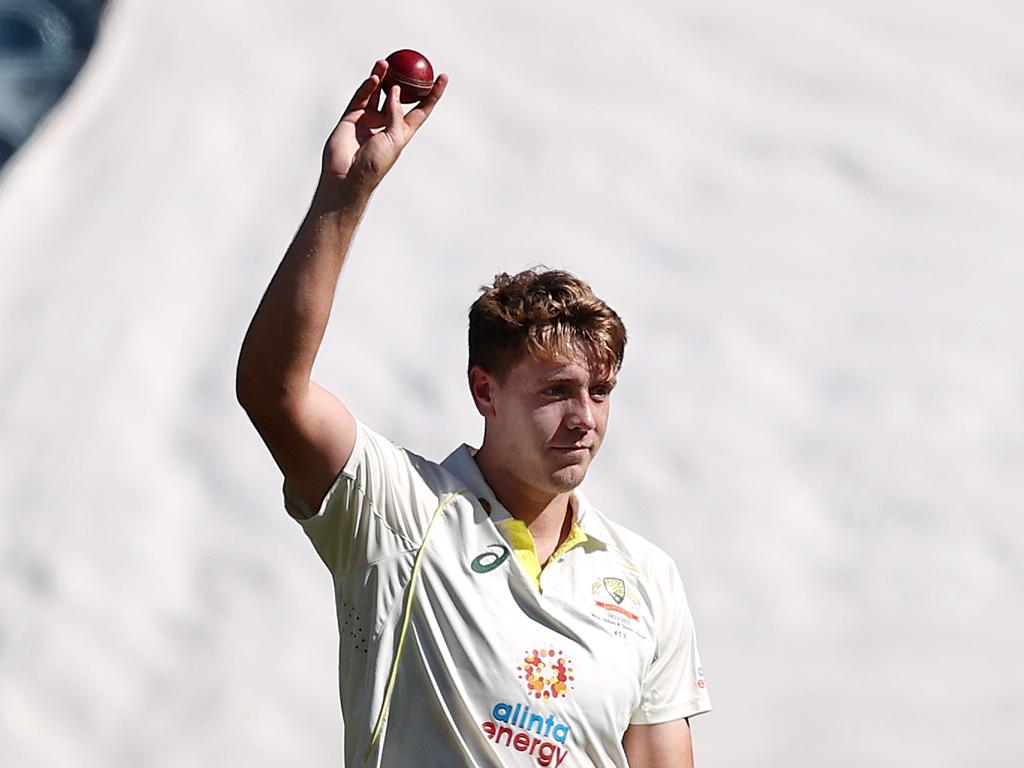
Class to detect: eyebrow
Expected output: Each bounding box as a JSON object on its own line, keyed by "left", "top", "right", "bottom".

{"left": 535, "top": 373, "right": 617, "bottom": 387}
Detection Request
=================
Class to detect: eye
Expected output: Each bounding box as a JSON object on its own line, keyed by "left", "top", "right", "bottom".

{"left": 543, "top": 385, "right": 570, "bottom": 398}
{"left": 590, "top": 382, "right": 615, "bottom": 400}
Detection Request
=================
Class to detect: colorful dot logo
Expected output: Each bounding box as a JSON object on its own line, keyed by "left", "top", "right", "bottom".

{"left": 517, "top": 648, "right": 575, "bottom": 700}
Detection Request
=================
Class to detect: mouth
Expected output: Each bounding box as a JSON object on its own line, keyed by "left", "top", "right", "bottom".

{"left": 551, "top": 445, "right": 591, "bottom": 455}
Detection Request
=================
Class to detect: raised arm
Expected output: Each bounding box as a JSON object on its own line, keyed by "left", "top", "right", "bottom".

{"left": 236, "top": 59, "right": 447, "bottom": 512}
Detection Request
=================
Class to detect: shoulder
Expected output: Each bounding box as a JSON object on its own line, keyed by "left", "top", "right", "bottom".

{"left": 583, "top": 502, "right": 681, "bottom": 578}
{"left": 290, "top": 420, "right": 466, "bottom": 523}
{"left": 347, "top": 421, "right": 465, "bottom": 493}
{"left": 580, "top": 501, "right": 695, "bottom": 627}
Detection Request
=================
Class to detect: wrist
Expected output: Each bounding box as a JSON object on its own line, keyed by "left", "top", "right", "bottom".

{"left": 313, "top": 175, "right": 373, "bottom": 216}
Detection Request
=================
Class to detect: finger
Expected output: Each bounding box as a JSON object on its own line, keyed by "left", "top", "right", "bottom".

{"left": 366, "top": 59, "right": 388, "bottom": 114}
{"left": 344, "top": 76, "right": 380, "bottom": 115}
{"left": 383, "top": 84, "right": 404, "bottom": 133}
{"left": 404, "top": 73, "right": 449, "bottom": 135}
{"left": 344, "top": 59, "right": 388, "bottom": 115}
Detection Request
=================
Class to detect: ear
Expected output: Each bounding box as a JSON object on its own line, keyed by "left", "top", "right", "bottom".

{"left": 468, "top": 365, "right": 498, "bottom": 418}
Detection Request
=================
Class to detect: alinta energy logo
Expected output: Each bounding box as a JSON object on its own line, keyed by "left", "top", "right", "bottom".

{"left": 518, "top": 648, "right": 574, "bottom": 700}
{"left": 478, "top": 648, "right": 576, "bottom": 767}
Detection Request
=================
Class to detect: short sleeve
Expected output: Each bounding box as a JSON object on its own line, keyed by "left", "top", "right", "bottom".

{"left": 630, "top": 559, "right": 712, "bottom": 724}
{"left": 282, "top": 421, "right": 441, "bottom": 576}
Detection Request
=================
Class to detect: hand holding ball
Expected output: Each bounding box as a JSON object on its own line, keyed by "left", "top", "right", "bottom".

{"left": 381, "top": 49, "right": 435, "bottom": 103}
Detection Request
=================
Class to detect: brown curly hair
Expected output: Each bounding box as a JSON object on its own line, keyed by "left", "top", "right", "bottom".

{"left": 468, "top": 269, "right": 627, "bottom": 382}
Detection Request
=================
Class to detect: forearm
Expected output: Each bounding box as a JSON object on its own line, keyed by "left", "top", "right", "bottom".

{"left": 237, "top": 60, "right": 445, "bottom": 412}
{"left": 236, "top": 179, "right": 369, "bottom": 408}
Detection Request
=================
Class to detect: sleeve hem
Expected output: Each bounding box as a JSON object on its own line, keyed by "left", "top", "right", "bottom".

{"left": 282, "top": 420, "right": 367, "bottom": 521}
{"left": 629, "top": 698, "right": 712, "bottom": 725}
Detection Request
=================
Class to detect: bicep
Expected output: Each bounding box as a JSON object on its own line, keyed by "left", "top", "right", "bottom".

{"left": 243, "top": 380, "right": 357, "bottom": 514}
{"left": 622, "top": 718, "right": 694, "bottom": 768}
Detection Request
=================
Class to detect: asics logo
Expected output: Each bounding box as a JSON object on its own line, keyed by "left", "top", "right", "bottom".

{"left": 471, "top": 544, "right": 510, "bottom": 574}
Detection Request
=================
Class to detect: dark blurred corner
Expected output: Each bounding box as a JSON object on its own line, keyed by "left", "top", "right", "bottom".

{"left": 0, "top": 0, "right": 107, "bottom": 171}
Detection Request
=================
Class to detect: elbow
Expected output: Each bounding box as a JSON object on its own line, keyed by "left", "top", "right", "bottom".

{"left": 235, "top": 363, "right": 304, "bottom": 418}
{"left": 235, "top": 360, "right": 277, "bottom": 414}
{"left": 236, "top": 372, "right": 280, "bottom": 416}
{"left": 235, "top": 357, "right": 261, "bottom": 410}
{"left": 235, "top": 374, "right": 258, "bottom": 412}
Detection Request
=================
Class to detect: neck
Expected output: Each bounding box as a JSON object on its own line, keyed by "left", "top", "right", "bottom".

{"left": 474, "top": 444, "right": 572, "bottom": 540}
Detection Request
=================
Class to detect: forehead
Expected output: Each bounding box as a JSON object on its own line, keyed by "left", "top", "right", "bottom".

{"left": 505, "top": 349, "right": 614, "bottom": 385}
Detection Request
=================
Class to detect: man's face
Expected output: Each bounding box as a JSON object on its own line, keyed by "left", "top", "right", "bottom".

{"left": 475, "top": 349, "right": 616, "bottom": 497}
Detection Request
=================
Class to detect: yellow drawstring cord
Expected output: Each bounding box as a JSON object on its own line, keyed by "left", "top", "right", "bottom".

{"left": 363, "top": 489, "right": 468, "bottom": 762}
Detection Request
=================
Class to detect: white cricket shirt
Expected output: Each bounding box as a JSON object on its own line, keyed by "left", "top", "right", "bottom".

{"left": 286, "top": 422, "right": 710, "bottom": 767}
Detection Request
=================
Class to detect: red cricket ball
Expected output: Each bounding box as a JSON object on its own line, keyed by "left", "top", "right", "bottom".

{"left": 381, "top": 49, "right": 435, "bottom": 104}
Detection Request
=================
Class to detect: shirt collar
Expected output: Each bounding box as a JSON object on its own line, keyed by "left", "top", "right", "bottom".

{"left": 441, "top": 444, "right": 608, "bottom": 547}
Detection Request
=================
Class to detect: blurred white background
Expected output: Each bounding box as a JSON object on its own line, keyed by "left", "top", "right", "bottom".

{"left": 1, "top": 1, "right": 1021, "bottom": 765}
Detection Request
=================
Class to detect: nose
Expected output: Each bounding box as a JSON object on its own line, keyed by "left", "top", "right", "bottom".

{"left": 565, "top": 393, "right": 597, "bottom": 432}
